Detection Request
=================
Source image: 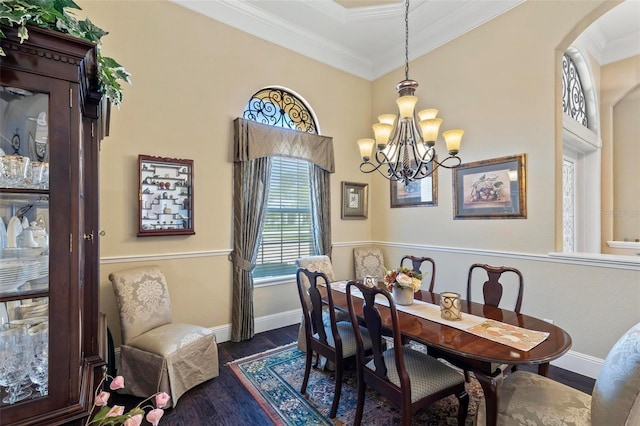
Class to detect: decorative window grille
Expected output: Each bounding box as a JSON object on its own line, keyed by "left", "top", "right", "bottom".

{"left": 562, "top": 54, "right": 588, "bottom": 127}
{"left": 562, "top": 158, "right": 576, "bottom": 252}
{"left": 244, "top": 87, "right": 318, "bottom": 278}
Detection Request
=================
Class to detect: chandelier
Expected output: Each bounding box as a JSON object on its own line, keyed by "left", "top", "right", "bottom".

{"left": 357, "top": 0, "right": 463, "bottom": 186}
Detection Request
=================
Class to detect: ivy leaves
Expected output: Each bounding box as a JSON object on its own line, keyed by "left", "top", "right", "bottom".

{"left": 0, "top": 0, "right": 130, "bottom": 106}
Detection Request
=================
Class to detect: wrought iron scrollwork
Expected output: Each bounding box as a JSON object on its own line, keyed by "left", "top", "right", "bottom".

{"left": 243, "top": 88, "right": 317, "bottom": 134}
{"left": 562, "top": 54, "right": 588, "bottom": 127}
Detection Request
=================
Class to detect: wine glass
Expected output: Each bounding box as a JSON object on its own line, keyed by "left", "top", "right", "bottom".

{"left": 28, "top": 327, "right": 49, "bottom": 396}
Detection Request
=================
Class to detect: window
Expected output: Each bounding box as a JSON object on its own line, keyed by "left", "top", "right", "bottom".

{"left": 243, "top": 87, "right": 319, "bottom": 278}
{"left": 561, "top": 50, "right": 600, "bottom": 253}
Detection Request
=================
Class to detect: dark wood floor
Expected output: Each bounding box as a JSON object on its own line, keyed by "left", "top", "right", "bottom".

{"left": 114, "top": 324, "right": 595, "bottom": 425}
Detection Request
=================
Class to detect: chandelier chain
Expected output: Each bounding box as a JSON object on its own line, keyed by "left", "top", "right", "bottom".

{"left": 404, "top": 0, "right": 410, "bottom": 81}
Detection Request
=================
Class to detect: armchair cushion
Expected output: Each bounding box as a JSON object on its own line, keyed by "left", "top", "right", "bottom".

{"left": 591, "top": 322, "right": 640, "bottom": 426}
{"left": 110, "top": 265, "right": 172, "bottom": 344}
{"left": 475, "top": 371, "right": 591, "bottom": 425}
{"left": 353, "top": 246, "right": 386, "bottom": 280}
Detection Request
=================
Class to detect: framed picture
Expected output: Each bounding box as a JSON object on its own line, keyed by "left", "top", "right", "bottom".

{"left": 453, "top": 154, "right": 527, "bottom": 219}
{"left": 138, "top": 155, "right": 195, "bottom": 236}
{"left": 341, "top": 181, "right": 368, "bottom": 220}
{"left": 390, "top": 162, "right": 437, "bottom": 208}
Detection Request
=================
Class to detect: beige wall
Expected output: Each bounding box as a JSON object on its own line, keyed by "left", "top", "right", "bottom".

{"left": 78, "top": 0, "right": 639, "bottom": 372}
{"left": 78, "top": 0, "right": 373, "bottom": 345}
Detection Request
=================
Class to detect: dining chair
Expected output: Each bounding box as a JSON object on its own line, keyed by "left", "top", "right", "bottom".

{"left": 109, "top": 265, "right": 219, "bottom": 407}
{"left": 295, "top": 268, "right": 372, "bottom": 419}
{"left": 463, "top": 263, "right": 525, "bottom": 380}
{"left": 345, "top": 280, "right": 469, "bottom": 426}
{"left": 475, "top": 322, "right": 640, "bottom": 426}
{"left": 295, "top": 255, "right": 349, "bottom": 352}
{"left": 353, "top": 246, "right": 386, "bottom": 281}
{"left": 400, "top": 255, "right": 436, "bottom": 292}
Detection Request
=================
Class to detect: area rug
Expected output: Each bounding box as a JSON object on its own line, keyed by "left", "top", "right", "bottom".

{"left": 228, "top": 342, "right": 482, "bottom": 425}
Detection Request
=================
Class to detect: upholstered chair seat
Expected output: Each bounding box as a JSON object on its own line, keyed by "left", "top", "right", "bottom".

{"left": 476, "top": 322, "right": 640, "bottom": 425}
{"left": 109, "top": 265, "right": 219, "bottom": 407}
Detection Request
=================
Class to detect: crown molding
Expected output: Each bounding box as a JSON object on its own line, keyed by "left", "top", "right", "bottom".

{"left": 171, "top": 0, "right": 523, "bottom": 81}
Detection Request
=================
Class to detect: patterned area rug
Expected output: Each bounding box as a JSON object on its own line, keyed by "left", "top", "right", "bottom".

{"left": 228, "top": 342, "right": 482, "bottom": 425}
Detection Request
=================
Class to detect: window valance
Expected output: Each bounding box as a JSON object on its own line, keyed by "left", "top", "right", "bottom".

{"left": 233, "top": 117, "right": 335, "bottom": 173}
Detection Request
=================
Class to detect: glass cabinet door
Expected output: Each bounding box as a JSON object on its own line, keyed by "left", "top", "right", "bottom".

{"left": 0, "top": 84, "right": 50, "bottom": 406}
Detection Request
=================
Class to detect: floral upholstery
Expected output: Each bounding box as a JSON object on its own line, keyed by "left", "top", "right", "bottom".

{"left": 353, "top": 246, "right": 386, "bottom": 280}
{"left": 295, "top": 256, "right": 348, "bottom": 352}
{"left": 475, "top": 322, "right": 640, "bottom": 426}
{"left": 110, "top": 266, "right": 173, "bottom": 344}
{"left": 591, "top": 322, "right": 640, "bottom": 426}
{"left": 109, "top": 265, "right": 219, "bottom": 407}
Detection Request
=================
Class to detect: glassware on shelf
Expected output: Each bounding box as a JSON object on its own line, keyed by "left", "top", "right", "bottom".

{"left": 0, "top": 156, "right": 30, "bottom": 188}
{"left": 28, "top": 326, "right": 48, "bottom": 396}
{"left": 0, "top": 325, "right": 33, "bottom": 404}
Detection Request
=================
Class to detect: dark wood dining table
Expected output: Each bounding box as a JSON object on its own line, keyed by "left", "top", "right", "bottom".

{"left": 324, "top": 284, "right": 572, "bottom": 426}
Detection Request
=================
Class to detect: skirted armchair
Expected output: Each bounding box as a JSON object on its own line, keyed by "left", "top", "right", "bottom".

{"left": 109, "top": 265, "right": 219, "bottom": 407}
{"left": 476, "top": 322, "right": 640, "bottom": 425}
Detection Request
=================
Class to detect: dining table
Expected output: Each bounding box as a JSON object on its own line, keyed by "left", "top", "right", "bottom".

{"left": 322, "top": 281, "right": 573, "bottom": 426}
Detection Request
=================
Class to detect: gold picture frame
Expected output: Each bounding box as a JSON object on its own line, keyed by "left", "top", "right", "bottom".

{"left": 453, "top": 154, "right": 527, "bottom": 219}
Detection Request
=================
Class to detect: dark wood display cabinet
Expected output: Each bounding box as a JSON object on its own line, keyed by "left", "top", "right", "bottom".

{"left": 0, "top": 25, "right": 108, "bottom": 425}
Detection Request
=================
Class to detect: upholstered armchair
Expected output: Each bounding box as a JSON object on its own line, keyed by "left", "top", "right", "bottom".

{"left": 295, "top": 255, "right": 348, "bottom": 353}
{"left": 475, "top": 322, "right": 640, "bottom": 425}
{"left": 353, "top": 246, "right": 386, "bottom": 281}
{"left": 109, "top": 265, "right": 219, "bottom": 407}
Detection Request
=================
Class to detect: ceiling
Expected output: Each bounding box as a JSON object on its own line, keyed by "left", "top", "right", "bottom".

{"left": 172, "top": 0, "right": 640, "bottom": 81}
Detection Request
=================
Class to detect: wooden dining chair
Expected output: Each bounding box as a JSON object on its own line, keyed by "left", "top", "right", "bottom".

{"left": 345, "top": 280, "right": 469, "bottom": 426}
{"left": 295, "top": 255, "right": 349, "bottom": 352}
{"left": 400, "top": 255, "right": 436, "bottom": 292}
{"left": 465, "top": 263, "right": 525, "bottom": 380}
{"left": 295, "top": 268, "right": 372, "bottom": 419}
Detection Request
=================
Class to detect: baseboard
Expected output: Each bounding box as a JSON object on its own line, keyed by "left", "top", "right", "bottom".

{"left": 550, "top": 349, "right": 603, "bottom": 380}
{"left": 209, "top": 308, "right": 302, "bottom": 343}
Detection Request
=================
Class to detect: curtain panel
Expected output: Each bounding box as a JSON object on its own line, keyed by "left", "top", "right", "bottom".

{"left": 230, "top": 117, "right": 335, "bottom": 342}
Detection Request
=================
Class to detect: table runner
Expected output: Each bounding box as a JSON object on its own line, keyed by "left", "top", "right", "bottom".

{"left": 329, "top": 281, "right": 549, "bottom": 352}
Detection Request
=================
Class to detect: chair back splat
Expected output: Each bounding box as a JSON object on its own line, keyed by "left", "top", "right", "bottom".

{"left": 400, "top": 255, "right": 436, "bottom": 292}
{"left": 467, "top": 263, "right": 524, "bottom": 313}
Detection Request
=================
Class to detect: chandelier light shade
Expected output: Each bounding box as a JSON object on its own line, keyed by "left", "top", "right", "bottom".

{"left": 358, "top": 0, "right": 463, "bottom": 186}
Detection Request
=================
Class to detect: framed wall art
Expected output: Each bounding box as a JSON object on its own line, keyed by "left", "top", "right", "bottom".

{"left": 138, "top": 155, "right": 195, "bottom": 236}
{"left": 452, "top": 154, "right": 527, "bottom": 219}
{"left": 341, "top": 181, "right": 368, "bottom": 220}
{"left": 390, "top": 161, "right": 437, "bottom": 208}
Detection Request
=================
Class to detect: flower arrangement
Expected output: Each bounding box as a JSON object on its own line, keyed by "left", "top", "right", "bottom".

{"left": 384, "top": 267, "right": 422, "bottom": 292}
{"left": 85, "top": 367, "right": 170, "bottom": 426}
{"left": 0, "top": 0, "right": 131, "bottom": 106}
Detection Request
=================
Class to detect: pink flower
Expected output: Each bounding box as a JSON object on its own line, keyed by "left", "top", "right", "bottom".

{"left": 109, "top": 375, "right": 125, "bottom": 390}
{"left": 94, "top": 391, "right": 110, "bottom": 406}
{"left": 146, "top": 408, "right": 164, "bottom": 426}
{"left": 155, "top": 392, "right": 171, "bottom": 408}
{"left": 123, "top": 414, "right": 143, "bottom": 426}
{"left": 106, "top": 405, "right": 125, "bottom": 417}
